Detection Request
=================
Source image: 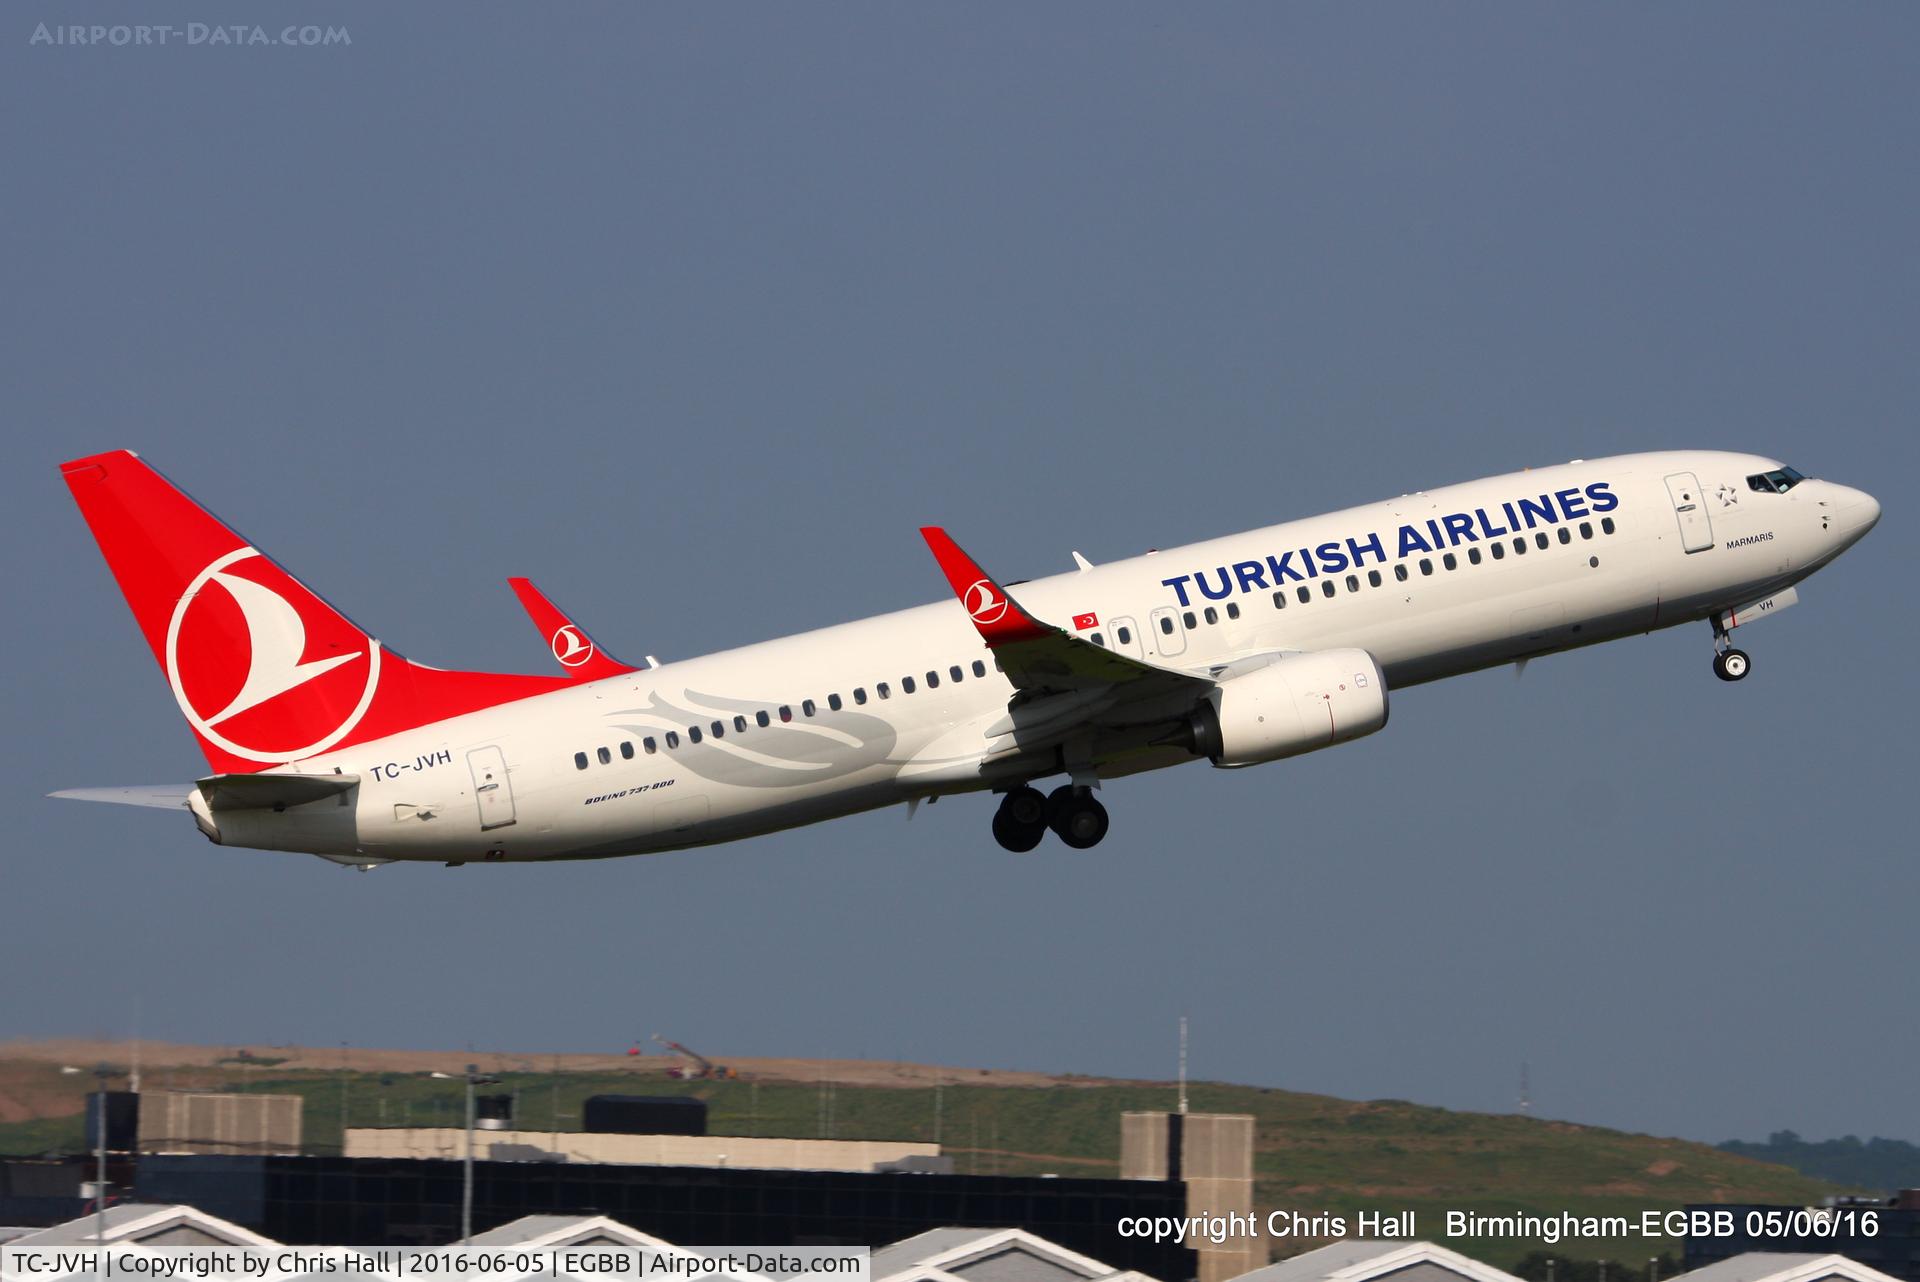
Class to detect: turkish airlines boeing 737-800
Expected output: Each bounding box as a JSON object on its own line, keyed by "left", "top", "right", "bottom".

{"left": 53, "top": 449, "right": 1878, "bottom": 866}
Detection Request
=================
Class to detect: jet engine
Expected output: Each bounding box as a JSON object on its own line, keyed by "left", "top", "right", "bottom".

{"left": 1184, "top": 648, "right": 1388, "bottom": 768}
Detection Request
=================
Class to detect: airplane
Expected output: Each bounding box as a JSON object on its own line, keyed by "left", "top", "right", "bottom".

{"left": 51, "top": 448, "right": 1878, "bottom": 866}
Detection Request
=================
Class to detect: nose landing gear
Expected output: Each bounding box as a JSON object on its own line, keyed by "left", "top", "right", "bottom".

{"left": 1711, "top": 622, "right": 1751, "bottom": 682}
{"left": 991, "top": 783, "right": 1110, "bottom": 850}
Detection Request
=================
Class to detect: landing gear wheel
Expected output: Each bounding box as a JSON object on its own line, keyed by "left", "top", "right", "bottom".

{"left": 992, "top": 786, "right": 1048, "bottom": 852}
{"left": 1713, "top": 648, "right": 1751, "bottom": 682}
{"left": 1045, "top": 785, "right": 1110, "bottom": 850}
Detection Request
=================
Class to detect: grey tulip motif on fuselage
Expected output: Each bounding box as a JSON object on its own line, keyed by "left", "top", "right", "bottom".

{"left": 610, "top": 688, "right": 900, "bottom": 787}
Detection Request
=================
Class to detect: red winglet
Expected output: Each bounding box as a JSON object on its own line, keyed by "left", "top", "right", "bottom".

{"left": 918, "top": 527, "right": 1054, "bottom": 647}
{"left": 507, "top": 578, "right": 638, "bottom": 680}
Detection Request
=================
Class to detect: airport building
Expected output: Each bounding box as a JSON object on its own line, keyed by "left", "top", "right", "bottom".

{"left": 1684, "top": 1207, "right": 1920, "bottom": 1282}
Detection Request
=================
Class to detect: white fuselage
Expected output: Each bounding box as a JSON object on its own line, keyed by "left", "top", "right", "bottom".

{"left": 206, "top": 450, "right": 1878, "bottom": 864}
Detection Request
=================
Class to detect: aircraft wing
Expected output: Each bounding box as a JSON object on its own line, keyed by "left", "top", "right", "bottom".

{"left": 919, "top": 527, "right": 1209, "bottom": 700}
{"left": 508, "top": 577, "right": 640, "bottom": 680}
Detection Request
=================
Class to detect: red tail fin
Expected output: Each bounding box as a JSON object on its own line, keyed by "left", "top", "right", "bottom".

{"left": 61, "top": 451, "right": 570, "bottom": 773}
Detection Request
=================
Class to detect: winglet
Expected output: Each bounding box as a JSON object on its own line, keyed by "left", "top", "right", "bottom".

{"left": 918, "top": 527, "right": 1054, "bottom": 647}
{"left": 507, "top": 578, "right": 639, "bottom": 680}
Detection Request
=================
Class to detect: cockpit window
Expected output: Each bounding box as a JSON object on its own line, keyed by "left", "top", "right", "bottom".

{"left": 1747, "top": 465, "right": 1806, "bottom": 494}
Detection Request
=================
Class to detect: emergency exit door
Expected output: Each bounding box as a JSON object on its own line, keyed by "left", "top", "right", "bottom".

{"left": 468, "top": 745, "right": 517, "bottom": 830}
{"left": 1664, "top": 472, "right": 1715, "bottom": 553}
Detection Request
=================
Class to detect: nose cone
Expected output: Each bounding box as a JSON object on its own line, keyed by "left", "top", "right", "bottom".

{"left": 1829, "top": 483, "right": 1881, "bottom": 547}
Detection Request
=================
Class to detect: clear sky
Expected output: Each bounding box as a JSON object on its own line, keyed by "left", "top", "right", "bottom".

{"left": 3, "top": 3, "right": 1914, "bottom": 1148}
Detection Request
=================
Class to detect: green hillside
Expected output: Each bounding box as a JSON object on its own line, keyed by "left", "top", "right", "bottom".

{"left": 0, "top": 1060, "right": 1848, "bottom": 1269}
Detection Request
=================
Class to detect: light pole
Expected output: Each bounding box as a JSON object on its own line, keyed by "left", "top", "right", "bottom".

{"left": 434, "top": 1065, "right": 500, "bottom": 1245}
{"left": 92, "top": 1063, "right": 112, "bottom": 1246}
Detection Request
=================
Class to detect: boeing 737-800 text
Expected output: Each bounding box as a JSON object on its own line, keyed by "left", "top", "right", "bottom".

{"left": 53, "top": 449, "right": 1878, "bottom": 865}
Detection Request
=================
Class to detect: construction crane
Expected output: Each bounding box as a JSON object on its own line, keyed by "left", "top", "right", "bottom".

{"left": 649, "top": 1034, "right": 737, "bottom": 1080}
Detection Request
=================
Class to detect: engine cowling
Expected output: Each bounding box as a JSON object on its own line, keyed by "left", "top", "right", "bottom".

{"left": 1187, "top": 648, "right": 1388, "bottom": 768}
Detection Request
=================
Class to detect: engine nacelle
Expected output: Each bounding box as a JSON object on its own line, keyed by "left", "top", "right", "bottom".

{"left": 1187, "top": 648, "right": 1388, "bottom": 768}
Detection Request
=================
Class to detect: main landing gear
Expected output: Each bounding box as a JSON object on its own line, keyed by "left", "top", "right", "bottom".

{"left": 1711, "top": 622, "right": 1751, "bottom": 682}
{"left": 992, "top": 784, "right": 1109, "bottom": 851}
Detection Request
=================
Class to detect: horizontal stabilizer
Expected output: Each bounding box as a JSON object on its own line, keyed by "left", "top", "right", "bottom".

{"left": 49, "top": 785, "right": 193, "bottom": 810}
{"left": 196, "top": 773, "right": 359, "bottom": 811}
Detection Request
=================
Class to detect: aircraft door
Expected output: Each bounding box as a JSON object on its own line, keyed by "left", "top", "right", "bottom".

{"left": 467, "top": 745, "right": 517, "bottom": 830}
{"left": 1109, "top": 616, "right": 1144, "bottom": 660}
{"left": 1149, "top": 607, "right": 1187, "bottom": 657}
{"left": 1664, "top": 472, "right": 1715, "bottom": 553}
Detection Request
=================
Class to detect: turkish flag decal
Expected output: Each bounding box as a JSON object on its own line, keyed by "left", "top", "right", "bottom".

{"left": 1072, "top": 612, "right": 1099, "bottom": 630}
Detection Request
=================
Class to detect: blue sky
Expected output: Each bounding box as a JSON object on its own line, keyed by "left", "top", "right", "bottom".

{"left": 3, "top": 3, "right": 1914, "bottom": 1146}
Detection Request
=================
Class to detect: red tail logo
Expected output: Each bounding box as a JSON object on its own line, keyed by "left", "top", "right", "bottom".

{"left": 167, "top": 548, "right": 383, "bottom": 763}
{"left": 63, "top": 450, "right": 569, "bottom": 773}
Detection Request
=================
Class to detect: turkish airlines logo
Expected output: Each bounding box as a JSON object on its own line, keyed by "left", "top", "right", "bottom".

{"left": 964, "top": 579, "right": 1008, "bottom": 625}
{"left": 165, "top": 547, "right": 382, "bottom": 764}
{"left": 551, "top": 624, "right": 595, "bottom": 667}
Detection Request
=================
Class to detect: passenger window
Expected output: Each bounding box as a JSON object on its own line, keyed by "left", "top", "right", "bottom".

{"left": 828, "top": 693, "right": 842, "bottom": 711}
{"left": 1092, "top": 632, "right": 1106, "bottom": 648}
{"left": 779, "top": 705, "right": 792, "bottom": 722}
{"left": 1183, "top": 611, "right": 1197, "bottom": 628}
{"left": 1297, "top": 585, "right": 1311, "bottom": 603}
{"left": 1394, "top": 564, "right": 1408, "bottom": 582}
{"left": 711, "top": 721, "right": 724, "bottom": 738}
{"left": 878, "top": 682, "right": 891, "bottom": 699}
{"left": 665, "top": 731, "right": 680, "bottom": 749}
{"left": 1321, "top": 581, "right": 1336, "bottom": 598}
{"left": 950, "top": 665, "right": 964, "bottom": 682}
{"left": 903, "top": 676, "right": 916, "bottom": 693}
{"left": 1467, "top": 547, "right": 1481, "bottom": 565}
{"left": 1535, "top": 532, "right": 1550, "bottom": 549}
{"left": 1490, "top": 541, "right": 1505, "bottom": 560}
{"left": 972, "top": 659, "right": 987, "bottom": 676}
{"left": 1272, "top": 591, "right": 1288, "bottom": 609}
{"left": 597, "top": 746, "right": 611, "bottom": 765}
{"left": 1203, "top": 607, "right": 1218, "bottom": 625}
{"left": 620, "top": 741, "right": 634, "bottom": 760}
{"left": 687, "top": 726, "right": 701, "bottom": 744}
{"left": 734, "top": 715, "right": 747, "bottom": 732}
{"left": 1345, "top": 575, "right": 1359, "bottom": 593}
{"left": 574, "top": 752, "right": 588, "bottom": 770}
{"left": 925, "top": 671, "right": 939, "bottom": 688}
{"left": 756, "top": 710, "right": 770, "bottom": 728}
{"left": 1367, "top": 570, "right": 1382, "bottom": 587}
{"left": 1226, "top": 601, "right": 1240, "bottom": 619}
{"left": 1579, "top": 521, "right": 1593, "bottom": 539}
{"left": 1419, "top": 559, "right": 1434, "bottom": 576}
{"left": 1443, "top": 553, "right": 1457, "bottom": 571}
{"left": 644, "top": 737, "right": 657, "bottom": 754}
{"left": 854, "top": 687, "right": 867, "bottom": 705}
{"left": 1513, "top": 537, "right": 1527, "bottom": 554}
{"left": 1558, "top": 527, "right": 1572, "bottom": 544}
{"left": 1160, "top": 616, "right": 1175, "bottom": 635}
{"left": 1602, "top": 516, "right": 1616, "bottom": 535}
{"left": 802, "top": 699, "right": 817, "bottom": 716}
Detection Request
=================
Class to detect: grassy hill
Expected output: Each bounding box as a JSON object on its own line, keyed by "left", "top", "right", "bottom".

{"left": 0, "top": 1052, "right": 1847, "bottom": 1269}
